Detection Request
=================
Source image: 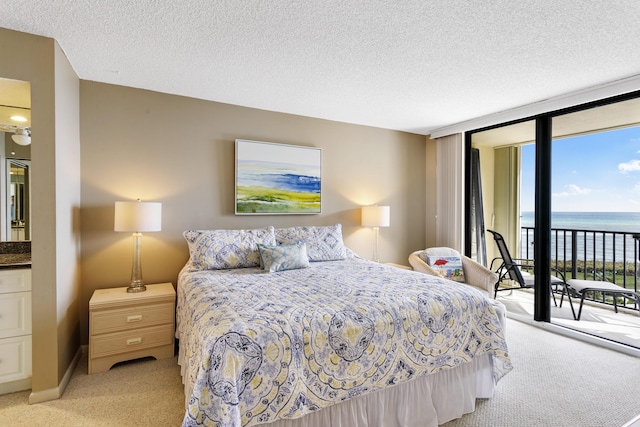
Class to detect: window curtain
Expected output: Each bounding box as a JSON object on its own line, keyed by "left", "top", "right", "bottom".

{"left": 470, "top": 148, "right": 487, "bottom": 266}
{"left": 435, "top": 133, "right": 464, "bottom": 250}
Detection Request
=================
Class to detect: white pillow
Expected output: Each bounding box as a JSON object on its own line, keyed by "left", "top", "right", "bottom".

{"left": 275, "top": 224, "right": 347, "bottom": 261}
{"left": 183, "top": 227, "right": 276, "bottom": 270}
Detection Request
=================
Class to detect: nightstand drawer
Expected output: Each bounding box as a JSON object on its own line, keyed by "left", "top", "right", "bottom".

{"left": 90, "top": 324, "right": 174, "bottom": 359}
{"left": 90, "top": 302, "right": 174, "bottom": 335}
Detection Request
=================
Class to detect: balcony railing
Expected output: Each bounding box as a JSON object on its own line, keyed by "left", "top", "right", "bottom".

{"left": 520, "top": 226, "right": 640, "bottom": 309}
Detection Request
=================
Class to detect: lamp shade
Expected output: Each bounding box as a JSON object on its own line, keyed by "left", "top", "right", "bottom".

{"left": 361, "top": 205, "right": 390, "bottom": 227}
{"left": 114, "top": 201, "right": 162, "bottom": 232}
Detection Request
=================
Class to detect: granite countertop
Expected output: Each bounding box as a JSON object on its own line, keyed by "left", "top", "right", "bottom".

{"left": 0, "top": 253, "right": 31, "bottom": 269}
{"left": 0, "top": 241, "right": 32, "bottom": 269}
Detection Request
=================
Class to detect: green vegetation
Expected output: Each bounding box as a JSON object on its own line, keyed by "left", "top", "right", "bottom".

{"left": 549, "top": 260, "right": 637, "bottom": 285}
{"left": 236, "top": 185, "right": 320, "bottom": 213}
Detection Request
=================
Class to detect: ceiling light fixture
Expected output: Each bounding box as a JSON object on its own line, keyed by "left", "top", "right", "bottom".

{"left": 11, "top": 128, "right": 31, "bottom": 146}
{"left": 10, "top": 115, "right": 27, "bottom": 122}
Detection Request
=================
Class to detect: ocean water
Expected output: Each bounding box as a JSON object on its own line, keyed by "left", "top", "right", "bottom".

{"left": 519, "top": 212, "right": 640, "bottom": 262}
{"left": 521, "top": 212, "right": 640, "bottom": 233}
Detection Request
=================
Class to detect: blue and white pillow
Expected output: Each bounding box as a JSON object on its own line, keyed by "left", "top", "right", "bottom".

{"left": 257, "top": 242, "right": 310, "bottom": 273}
{"left": 275, "top": 224, "right": 347, "bottom": 261}
{"left": 183, "top": 227, "right": 276, "bottom": 270}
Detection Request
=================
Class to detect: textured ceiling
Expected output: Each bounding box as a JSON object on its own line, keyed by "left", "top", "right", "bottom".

{"left": 1, "top": 1, "right": 640, "bottom": 135}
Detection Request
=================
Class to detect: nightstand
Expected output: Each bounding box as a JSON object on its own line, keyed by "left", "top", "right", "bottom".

{"left": 88, "top": 282, "right": 175, "bottom": 374}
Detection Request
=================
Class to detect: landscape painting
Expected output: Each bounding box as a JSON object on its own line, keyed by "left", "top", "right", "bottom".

{"left": 235, "top": 139, "right": 322, "bottom": 214}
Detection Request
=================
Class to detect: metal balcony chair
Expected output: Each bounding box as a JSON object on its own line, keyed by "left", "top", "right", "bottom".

{"left": 487, "top": 229, "right": 568, "bottom": 308}
{"left": 560, "top": 279, "right": 640, "bottom": 320}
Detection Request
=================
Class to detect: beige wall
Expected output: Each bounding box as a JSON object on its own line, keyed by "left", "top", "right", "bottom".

{"left": 0, "top": 27, "right": 81, "bottom": 401}
{"left": 79, "top": 82, "right": 428, "bottom": 343}
{"left": 54, "top": 43, "right": 82, "bottom": 384}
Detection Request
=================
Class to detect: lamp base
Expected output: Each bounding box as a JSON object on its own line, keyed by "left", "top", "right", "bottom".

{"left": 127, "top": 232, "right": 146, "bottom": 293}
{"left": 373, "top": 226, "right": 380, "bottom": 263}
{"left": 127, "top": 283, "right": 147, "bottom": 293}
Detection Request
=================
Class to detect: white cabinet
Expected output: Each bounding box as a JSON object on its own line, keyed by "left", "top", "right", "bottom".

{"left": 0, "top": 269, "right": 32, "bottom": 394}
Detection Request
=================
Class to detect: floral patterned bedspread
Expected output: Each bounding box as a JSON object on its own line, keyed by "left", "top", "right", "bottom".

{"left": 177, "top": 258, "right": 512, "bottom": 427}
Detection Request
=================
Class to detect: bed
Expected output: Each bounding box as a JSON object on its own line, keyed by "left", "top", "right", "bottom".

{"left": 176, "top": 225, "right": 511, "bottom": 427}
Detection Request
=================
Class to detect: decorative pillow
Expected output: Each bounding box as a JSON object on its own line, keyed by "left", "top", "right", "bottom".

{"left": 257, "top": 242, "right": 310, "bottom": 273}
{"left": 426, "top": 255, "right": 465, "bottom": 282}
{"left": 275, "top": 224, "right": 347, "bottom": 261}
{"left": 183, "top": 227, "right": 276, "bottom": 270}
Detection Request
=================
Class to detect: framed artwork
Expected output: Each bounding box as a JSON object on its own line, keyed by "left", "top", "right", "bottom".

{"left": 235, "top": 139, "right": 322, "bottom": 214}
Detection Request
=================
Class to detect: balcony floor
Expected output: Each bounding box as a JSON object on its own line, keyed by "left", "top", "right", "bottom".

{"left": 497, "top": 288, "right": 640, "bottom": 349}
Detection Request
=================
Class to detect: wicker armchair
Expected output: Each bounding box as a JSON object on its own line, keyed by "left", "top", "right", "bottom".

{"left": 408, "top": 247, "right": 499, "bottom": 298}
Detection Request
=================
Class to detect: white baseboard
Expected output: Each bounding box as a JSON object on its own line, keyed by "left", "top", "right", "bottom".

{"left": 28, "top": 346, "right": 82, "bottom": 404}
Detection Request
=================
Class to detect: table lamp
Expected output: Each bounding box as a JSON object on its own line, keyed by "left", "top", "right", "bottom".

{"left": 361, "top": 205, "right": 390, "bottom": 262}
{"left": 114, "top": 199, "right": 162, "bottom": 293}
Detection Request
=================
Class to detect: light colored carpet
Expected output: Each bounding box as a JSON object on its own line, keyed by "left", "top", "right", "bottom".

{"left": 443, "top": 319, "right": 640, "bottom": 427}
{"left": 1, "top": 319, "right": 639, "bottom": 426}
{"left": 0, "top": 354, "right": 185, "bottom": 426}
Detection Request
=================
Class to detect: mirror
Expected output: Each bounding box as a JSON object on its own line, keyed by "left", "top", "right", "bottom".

{"left": 7, "top": 160, "right": 30, "bottom": 240}
{"left": 0, "top": 77, "right": 31, "bottom": 241}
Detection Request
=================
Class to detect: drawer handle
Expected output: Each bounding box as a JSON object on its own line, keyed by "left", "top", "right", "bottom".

{"left": 127, "top": 337, "right": 143, "bottom": 345}
{"left": 127, "top": 315, "right": 143, "bottom": 323}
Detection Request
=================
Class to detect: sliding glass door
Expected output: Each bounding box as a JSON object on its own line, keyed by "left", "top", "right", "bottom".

{"left": 466, "top": 91, "right": 640, "bottom": 346}
{"left": 547, "top": 104, "right": 640, "bottom": 342}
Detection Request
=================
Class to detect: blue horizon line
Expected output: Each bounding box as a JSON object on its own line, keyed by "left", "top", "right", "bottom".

{"left": 521, "top": 211, "right": 640, "bottom": 214}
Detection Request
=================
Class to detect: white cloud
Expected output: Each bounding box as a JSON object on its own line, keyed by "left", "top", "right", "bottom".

{"left": 569, "top": 184, "right": 591, "bottom": 195}
{"left": 618, "top": 159, "right": 640, "bottom": 173}
{"left": 553, "top": 184, "right": 592, "bottom": 198}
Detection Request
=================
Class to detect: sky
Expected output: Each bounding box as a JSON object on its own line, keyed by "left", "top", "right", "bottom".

{"left": 521, "top": 124, "right": 640, "bottom": 212}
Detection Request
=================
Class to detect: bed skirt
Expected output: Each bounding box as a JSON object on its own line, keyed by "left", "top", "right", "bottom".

{"left": 179, "top": 349, "right": 494, "bottom": 427}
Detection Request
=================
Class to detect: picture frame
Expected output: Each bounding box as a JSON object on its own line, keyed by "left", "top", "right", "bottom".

{"left": 235, "top": 139, "right": 322, "bottom": 215}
